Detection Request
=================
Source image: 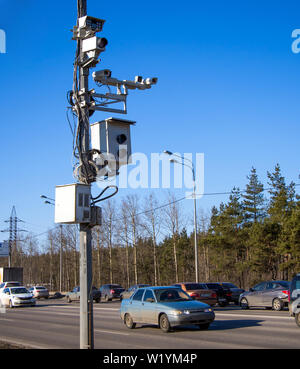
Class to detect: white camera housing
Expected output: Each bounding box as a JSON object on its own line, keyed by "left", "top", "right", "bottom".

{"left": 78, "top": 16, "right": 105, "bottom": 33}
{"left": 93, "top": 69, "right": 112, "bottom": 79}
{"left": 91, "top": 117, "right": 135, "bottom": 171}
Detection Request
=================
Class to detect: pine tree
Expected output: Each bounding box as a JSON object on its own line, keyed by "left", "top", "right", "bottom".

{"left": 242, "top": 167, "right": 265, "bottom": 223}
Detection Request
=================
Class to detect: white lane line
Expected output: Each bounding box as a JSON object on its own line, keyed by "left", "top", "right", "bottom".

{"left": 215, "top": 313, "right": 293, "bottom": 320}
{"left": 37, "top": 305, "right": 119, "bottom": 311}
{"left": 0, "top": 318, "right": 14, "bottom": 322}
{"left": 94, "top": 329, "right": 129, "bottom": 336}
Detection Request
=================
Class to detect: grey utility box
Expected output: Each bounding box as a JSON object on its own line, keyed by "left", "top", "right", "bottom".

{"left": 55, "top": 184, "right": 91, "bottom": 224}
{"left": 90, "top": 117, "right": 135, "bottom": 169}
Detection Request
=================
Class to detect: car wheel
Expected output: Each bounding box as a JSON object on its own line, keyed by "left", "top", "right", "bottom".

{"left": 240, "top": 297, "right": 249, "bottom": 309}
{"left": 295, "top": 312, "right": 300, "bottom": 327}
{"left": 159, "top": 314, "right": 171, "bottom": 333}
{"left": 67, "top": 296, "right": 72, "bottom": 303}
{"left": 95, "top": 298, "right": 100, "bottom": 303}
{"left": 272, "top": 298, "right": 283, "bottom": 311}
{"left": 197, "top": 323, "right": 210, "bottom": 330}
{"left": 124, "top": 314, "right": 136, "bottom": 329}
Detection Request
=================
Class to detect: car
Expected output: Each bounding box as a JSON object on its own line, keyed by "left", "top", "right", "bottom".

{"left": 239, "top": 280, "right": 290, "bottom": 311}
{"left": 219, "top": 282, "right": 245, "bottom": 304}
{"left": 0, "top": 286, "right": 35, "bottom": 308}
{"left": 173, "top": 282, "right": 217, "bottom": 306}
{"left": 28, "top": 286, "right": 49, "bottom": 299}
{"left": 100, "top": 284, "right": 125, "bottom": 302}
{"left": 288, "top": 273, "right": 300, "bottom": 319}
{"left": 205, "top": 282, "right": 232, "bottom": 306}
{"left": 120, "top": 284, "right": 151, "bottom": 301}
{"left": 120, "top": 286, "right": 215, "bottom": 332}
{"left": 0, "top": 281, "right": 21, "bottom": 293}
{"left": 65, "top": 286, "right": 101, "bottom": 303}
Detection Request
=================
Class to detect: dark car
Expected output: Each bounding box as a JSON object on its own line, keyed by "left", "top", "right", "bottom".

{"left": 100, "top": 284, "right": 125, "bottom": 302}
{"left": 219, "top": 282, "right": 245, "bottom": 305}
{"left": 289, "top": 273, "right": 300, "bottom": 321}
{"left": 205, "top": 282, "right": 232, "bottom": 306}
{"left": 120, "top": 284, "right": 151, "bottom": 301}
{"left": 239, "top": 280, "right": 290, "bottom": 311}
{"left": 66, "top": 286, "right": 101, "bottom": 303}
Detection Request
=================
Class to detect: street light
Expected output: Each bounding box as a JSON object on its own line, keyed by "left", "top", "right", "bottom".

{"left": 41, "top": 194, "right": 63, "bottom": 293}
{"left": 163, "top": 150, "right": 199, "bottom": 283}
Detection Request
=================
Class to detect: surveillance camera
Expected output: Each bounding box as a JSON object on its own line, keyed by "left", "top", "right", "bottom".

{"left": 144, "top": 77, "right": 158, "bottom": 85}
{"left": 82, "top": 37, "right": 108, "bottom": 53}
{"left": 134, "top": 76, "right": 143, "bottom": 83}
{"left": 78, "top": 16, "right": 106, "bottom": 33}
{"left": 93, "top": 69, "right": 112, "bottom": 79}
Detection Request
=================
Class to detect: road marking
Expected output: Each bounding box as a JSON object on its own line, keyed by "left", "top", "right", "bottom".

{"left": 95, "top": 329, "right": 129, "bottom": 336}
{"left": 215, "top": 312, "right": 293, "bottom": 320}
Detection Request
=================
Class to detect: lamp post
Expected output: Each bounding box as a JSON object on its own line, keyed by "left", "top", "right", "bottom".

{"left": 163, "top": 151, "right": 199, "bottom": 283}
{"left": 41, "top": 195, "right": 63, "bottom": 293}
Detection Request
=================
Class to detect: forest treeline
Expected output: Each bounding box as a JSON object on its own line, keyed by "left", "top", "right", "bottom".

{"left": 2, "top": 164, "right": 300, "bottom": 291}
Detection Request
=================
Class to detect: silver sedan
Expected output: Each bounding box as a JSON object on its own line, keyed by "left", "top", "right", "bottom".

{"left": 239, "top": 281, "right": 290, "bottom": 311}
{"left": 120, "top": 286, "right": 215, "bottom": 332}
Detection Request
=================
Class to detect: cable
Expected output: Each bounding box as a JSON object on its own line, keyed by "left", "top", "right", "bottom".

{"left": 91, "top": 186, "right": 119, "bottom": 205}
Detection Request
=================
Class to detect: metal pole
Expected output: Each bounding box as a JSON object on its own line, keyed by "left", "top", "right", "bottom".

{"left": 60, "top": 225, "right": 63, "bottom": 293}
{"left": 77, "top": 0, "right": 94, "bottom": 350}
{"left": 192, "top": 168, "right": 199, "bottom": 283}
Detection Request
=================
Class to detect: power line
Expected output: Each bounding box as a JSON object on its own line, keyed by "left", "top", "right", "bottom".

{"left": 26, "top": 182, "right": 300, "bottom": 239}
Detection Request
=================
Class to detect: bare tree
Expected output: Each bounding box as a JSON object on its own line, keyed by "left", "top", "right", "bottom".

{"left": 163, "top": 192, "right": 183, "bottom": 283}
{"left": 142, "top": 193, "right": 162, "bottom": 285}
{"left": 102, "top": 200, "right": 116, "bottom": 284}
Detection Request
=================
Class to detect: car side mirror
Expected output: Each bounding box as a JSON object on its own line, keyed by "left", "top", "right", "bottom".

{"left": 146, "top": 297, "right": 155, "bottom": 303}
{"left": 249, "top": 288, "right": 254, "bottom": 292}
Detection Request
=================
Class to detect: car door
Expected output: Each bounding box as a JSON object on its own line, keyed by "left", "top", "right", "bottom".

{"left": 141, "top": 290, "right": 157, "bottom": 324}
{"left": 248, "top": 282, "right": 267, "bottom": 306}
{"left": 129, "top": 289, "right": 145, "bottom": 322}
{"left": 263, "top": 282, "right": 278, "bottom": 306}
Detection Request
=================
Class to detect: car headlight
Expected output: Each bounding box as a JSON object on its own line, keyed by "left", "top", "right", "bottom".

{"left": 170, "top": 310, "right": 183, "bottom": 316}
{"left": 183, "top": 310, "right": 190, "bottom": 315}
{"left": 204, "top": 308, "right": 213, "bottom": 313}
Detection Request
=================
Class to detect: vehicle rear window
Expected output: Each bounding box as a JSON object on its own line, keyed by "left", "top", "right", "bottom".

{"left": 185, "top": 283, "right": 207, "bottom": 290}
{"left": 6, "top": 282, "right": 21, "bottom": 287}
{"left": 222, "top": 283, "right": 237, "bottom": 288}
{"left": 36, "top": 286, "right": 46, "bottom": 290}
{"left": 206, "top": 283, "right": 221, "bottom": 289}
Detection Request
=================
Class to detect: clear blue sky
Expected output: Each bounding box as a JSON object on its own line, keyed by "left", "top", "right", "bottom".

{"left": 0, "top": 0, "right": 299, "bottom": 243}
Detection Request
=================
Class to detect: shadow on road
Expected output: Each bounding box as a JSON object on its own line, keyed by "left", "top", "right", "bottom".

{"left": 134, "top": 319, "right": 263, "bottom": 333}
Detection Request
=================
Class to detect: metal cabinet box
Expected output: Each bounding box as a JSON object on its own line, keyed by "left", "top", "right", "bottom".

{"left": 91, "top": 117, "right": 135, "bottom": 168}
{"left": 55, "top": 184, "right": 91, "bottom": 224}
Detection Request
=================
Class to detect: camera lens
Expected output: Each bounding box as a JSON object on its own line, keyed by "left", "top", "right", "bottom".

{"left": 116, "top": 134, "right": 127, "bottom": 144}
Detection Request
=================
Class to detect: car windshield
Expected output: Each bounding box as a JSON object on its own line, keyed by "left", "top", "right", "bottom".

{"left": 11, "top": 288, "right": 29, "bottom": 294}
{"left": 185, "top": 283, "right": 207, "bottom": 290}
{"left": 154, "top": 288, "right": 191, "bottom": 302}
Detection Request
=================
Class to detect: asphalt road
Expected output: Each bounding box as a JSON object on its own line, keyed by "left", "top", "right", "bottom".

{"left": 0, "top": 299, "right": 299, "bottom": 349}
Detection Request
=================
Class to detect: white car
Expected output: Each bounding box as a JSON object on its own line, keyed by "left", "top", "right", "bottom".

{"left": 0, "top": 286, "right": 36, "bottom": 308}
{"left": 0, "top": 281, "right": 21, "bottom": 293}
